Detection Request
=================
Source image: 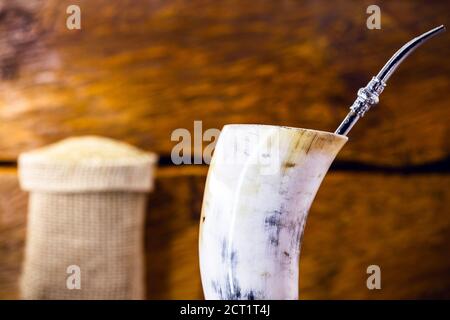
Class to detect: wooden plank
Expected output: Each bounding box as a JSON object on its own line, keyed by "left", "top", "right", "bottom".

{"left": 301, "top": 172, "right": 450, "bottom": 299}
{"left": 145, "top": 166, "right": 207, "bottom": 299}
{"left": 0, "top": 168, "right": 27, "bottom": 299}
{"left": 0, "top": 0, "right": 449, "bottom": 165}
{"left": 1, "top": 167, "right": 449, "bottom": 299}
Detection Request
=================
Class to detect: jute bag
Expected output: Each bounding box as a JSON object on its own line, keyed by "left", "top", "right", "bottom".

{"left": 18, "top": 136, "right": 157, "bottom": 300}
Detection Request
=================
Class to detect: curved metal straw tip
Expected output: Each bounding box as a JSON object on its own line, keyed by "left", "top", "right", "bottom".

{"left": 377, "top": 25, "right": 446, "bottom": 82}
{"left": 335, "top": 25, "right": 446, "bottom": 136}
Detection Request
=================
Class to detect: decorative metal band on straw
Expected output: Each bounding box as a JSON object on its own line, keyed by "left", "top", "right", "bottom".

{"left": 335, "top": 25, "right": 446, "bottom": 136}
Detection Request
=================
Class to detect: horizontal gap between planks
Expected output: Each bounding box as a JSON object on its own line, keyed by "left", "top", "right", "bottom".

{"left": 1, "top": 156, "right": 449, "bottom": 174}
{"left": 159, "top": 155, "right": 450, "bottom": 174}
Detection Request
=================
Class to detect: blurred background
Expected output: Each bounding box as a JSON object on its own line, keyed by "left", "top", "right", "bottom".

{"left": 0, "top": 0, "right": 449, "bottom": 299}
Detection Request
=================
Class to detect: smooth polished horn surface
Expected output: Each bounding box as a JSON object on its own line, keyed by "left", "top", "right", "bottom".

{"left": 199, "top": 124, "right": 347, "bottom": 300}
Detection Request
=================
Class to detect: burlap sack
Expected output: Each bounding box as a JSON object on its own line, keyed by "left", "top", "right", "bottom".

{"left": 18, "top": 136, "right": 157, "bottom": 300}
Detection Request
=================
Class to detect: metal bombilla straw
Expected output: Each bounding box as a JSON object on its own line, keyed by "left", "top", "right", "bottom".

{"left": 335, "top": 25, "right": 446, "bottom": 136}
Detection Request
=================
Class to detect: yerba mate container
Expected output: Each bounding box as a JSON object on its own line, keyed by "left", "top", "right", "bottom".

{"left": 18, "top": 136, "right": 157, "bottom": 300}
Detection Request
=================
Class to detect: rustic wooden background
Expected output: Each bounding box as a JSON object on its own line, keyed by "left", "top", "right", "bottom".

{"left": 0, "top": 0, "right": 449, "bottom": 299}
